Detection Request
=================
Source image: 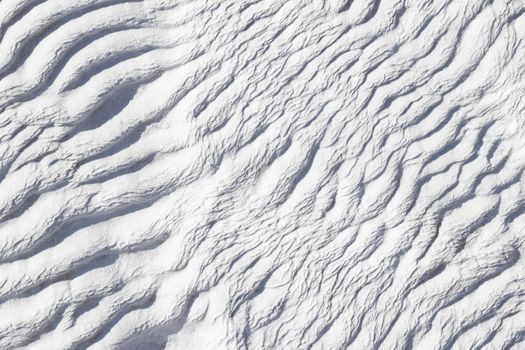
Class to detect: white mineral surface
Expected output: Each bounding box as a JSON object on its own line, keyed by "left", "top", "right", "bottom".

{"left": 1, "top": 0, "right": 525, "bottom": 349}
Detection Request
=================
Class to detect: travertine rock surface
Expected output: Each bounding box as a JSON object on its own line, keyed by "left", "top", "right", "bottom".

{"left": 1, "top": 0, "right": 525, "bottom": 349}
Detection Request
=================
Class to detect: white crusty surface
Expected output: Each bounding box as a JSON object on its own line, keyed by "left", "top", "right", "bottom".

{"left": 1, "top": 0, "right": 525, "bottom": 349}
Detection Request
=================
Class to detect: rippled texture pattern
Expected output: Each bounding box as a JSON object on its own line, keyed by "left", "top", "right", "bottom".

{"left": 1, "top": 0, "right": 525, "bottom": 349}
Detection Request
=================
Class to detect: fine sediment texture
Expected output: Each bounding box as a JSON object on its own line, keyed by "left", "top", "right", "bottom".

{"left": 1, "top": 0, "right": 525, "bottom": 349}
